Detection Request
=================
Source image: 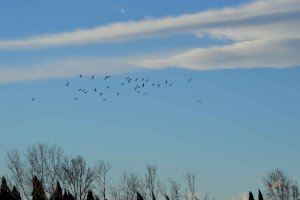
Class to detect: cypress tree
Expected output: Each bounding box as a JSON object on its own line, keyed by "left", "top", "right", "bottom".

{"left": 249, "top": 191, "right": 254, "bottom": 200}
{"left": 62, "top": 191, "right": 68, "bottom": 200}
{"left": 137, "top": 191, "right": 144, "bottom": 200}
{"left": 50, "top": 181, "right": 63, "bottom": 200}
{"left": 67, "top": 192, "right": 75, "bottom": 200}
{"left": 11, "top": 186, "right": 21, "bottom": 200}
{"left": 32, "top": 176, "right": 46, "bottom": 200}
{"left": 0, "top": 177, "right": 13, "bottom": 200}
{"left": 258, "top": 189, "right": 264, "bottom": 200}
{"left": 87, "top": 190, "right": 94, "bottom": 200}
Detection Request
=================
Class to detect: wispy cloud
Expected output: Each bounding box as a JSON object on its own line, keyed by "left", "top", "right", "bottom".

{"left": 0, "top": 0, "right": 299, "bottom": 50}
{"left": 0, "top": 57, "right": 136, "bottom": 84}
{"left": 114, "top": 6, "right": 125, "bottom": 14}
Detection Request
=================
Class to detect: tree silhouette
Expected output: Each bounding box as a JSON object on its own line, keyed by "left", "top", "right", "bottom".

{"left": 258, "top": 190, "right": 264, "bottom": 200}
{"left": 32, "top": 176, "right": 46, "bottom": 200}
{"left": 0, "top": 177, "right": 13, "bottom": 200}
{"left": 249, "top": 192, "right": 254, "bottom": 200}
{"left": 87, "top": 190, "right": 95, "bottom": 200}
{"left": 50, "top": 181, "right": 63, "bottom": 200}
{"left": 12, "top": 186, "right": 22, "bottom": 200}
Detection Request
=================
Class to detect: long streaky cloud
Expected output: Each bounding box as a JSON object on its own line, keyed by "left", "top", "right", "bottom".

{"left": 0, "top": 0, "right": 300, "bottom": 84}
{"left": 0, "top": 0, "right": 299, "bottom": 50}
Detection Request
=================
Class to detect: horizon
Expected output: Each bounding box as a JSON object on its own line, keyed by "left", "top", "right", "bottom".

{"left": 0, "top": 0, "right": 300, "bottom": 199}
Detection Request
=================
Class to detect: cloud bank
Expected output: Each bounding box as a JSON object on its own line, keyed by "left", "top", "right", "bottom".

{"left": 0, "top": 0, "right": 300, "bottom": 84}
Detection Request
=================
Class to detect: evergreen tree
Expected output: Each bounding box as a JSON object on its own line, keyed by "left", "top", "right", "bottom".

{"left": 87, "top": 190, "right": 94, "bottom": 200}
{"left": 11, "top": 186, "right": 21, "bottom": 200}
{"left": 137, "top": 191, "right": 144, "bottom": 200}
{"left": 67, "top": 192, "right": 75, "bottom": 200}
{"left": 249, "top": 191, "right": 255, "bottom": 200}
{"left": 258, "top": 190, "right": 264, "bottom": 200}
{"left": 62, "top": 191, "right": 68, "bottom": 200}
{"left": 50, "top": 181, "right": 63, "bottom": 200}
{"left": 32, "top": 176, "right": 46, "bottom": 200}
{"left": 0, "top": 177, "right": 13, "bottom": 200}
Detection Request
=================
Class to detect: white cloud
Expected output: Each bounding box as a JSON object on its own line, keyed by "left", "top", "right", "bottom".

{"left": 0, "top": 0, "right": 299, "bottom": 50}
{"left": 0, "top": 57, "right": 137, "bottom": 84}
{"left": 0, "top": 0, "right": 300, "bottom": 84}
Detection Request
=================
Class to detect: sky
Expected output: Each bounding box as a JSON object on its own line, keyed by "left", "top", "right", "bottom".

{"left": 0, "top": 0, "right": 300, "bottom": 199}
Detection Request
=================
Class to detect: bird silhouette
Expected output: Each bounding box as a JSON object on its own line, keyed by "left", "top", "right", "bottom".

{"left": 74, "top": 97, "right": 79, "bottom": 101}
{"left": 158, "top": 84, "right": 160, "bottom": 87}
{"left": 31, "top": 98, "right": 36, "bottom": 101}
{"left": 128, "top": 79, "right": 132, "bottom": 83}
{"left": 104, "top": 75, "right": 111, "bottom": 80}
{"left": 169, "top": 83, "right": 172, "bottom": 87}
{"left": 79, "top": 74, "right": 82, "bottom": 78}
{"left": 152, "top": 83, "right": 155, "bottom": 87}
{"left": 165, "top": 80, "right": 168, "bottom": 84}
{"left": 94, "top": 88, "right": 97, "bottom": 92}
{"left": 135, "top": 78, "right": 138, "bottom": 82}
{"left": 187, "top": 78, "right": 192, "bottom": 82}
{"left": 99, "top": 93, "right": 103, "bottom": 96}
{"left": 102, "top": 98, "right": 106, "bottom": 102}
{"left": 65, "top": 82, "right": 70, "bottom": 86}
{"left": 117, "top": 92, "right": 120, "bottom": 96}
{"left": 106, "top": 86, "right": 110, "bottom": 89}
{"left": 78, "top": 88, "right": 82, "bottom": 91}
{"left": 121, "top": 82, "right": 125, "bottom": 86}
{"left": 91, "top": 75, "right": 95, "bottom": 79}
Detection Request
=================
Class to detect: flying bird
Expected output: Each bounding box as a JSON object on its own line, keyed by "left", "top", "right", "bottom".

{"left": 107, "top": 86, "right": 110, "bottom": 89}
{"left": 78, "top": 89, "right": 82, "bottom": 91}
{"left": 187, "top": 78, "right": 192, "bottom": 82}
{"left": 74, "top": 97, "right": 79, "bottom": 101}
{"left": 91, "top": 75, "right": 95, "bottom": 79}
{"left": 99, "top": 93, "right": 103, "bottom": 96}
{"left": 94, "top": 88, "right": 97, "bottom": 92}
{"left": 121, "top": 82, "right": 125, "bottom": 86}
{"left": 104, "top": 75, "right": 111, "bottom": 80}
{"left": 79, "top": 74, "right": 82, "bottom": 78}
{"left": 102, "top": 98, "right": 106, "bottom": 102}
{"left": 117, "top": 92, "right": 120, "bottom": 96}
{"left": 31, "top": 98, "right": 36, "bottom": 101}
{"left": 65, "top": 82, "right": 70, "bottom": 86}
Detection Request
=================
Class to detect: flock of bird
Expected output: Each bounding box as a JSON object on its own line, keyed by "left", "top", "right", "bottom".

{"left": 31, "top": 74, "right": 202, "bottom": 103}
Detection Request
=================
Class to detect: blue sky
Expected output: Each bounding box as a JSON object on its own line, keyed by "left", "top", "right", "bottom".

{"left": 0, "top": 0, "right": 300, "bottom": 199}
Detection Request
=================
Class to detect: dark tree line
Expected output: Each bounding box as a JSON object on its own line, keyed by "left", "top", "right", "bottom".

{"left": 2, "top": 143, "right": 299, "bottom": 200}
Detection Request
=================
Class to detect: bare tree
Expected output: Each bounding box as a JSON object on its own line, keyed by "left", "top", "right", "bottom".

{"left": 263, "top": 168, "right": 300, "bottom": 200}
{"left": 184, "top": 172, "right": 197, "bottom": 200}
{"left": 62, "top": 155, "right": 94, "bottom": 200}
{"left": 159, "top": 179, "right": 181, "bottom": 200}
{"left": 145, "top": 164, "right": 159, "bottom": 200}
{"left": 6, "top": 143, "right": 65, "bottom": 199}
{"left": 6, "top": 149, "right": 30, "bottom": 200}
{"left": 94, "top": 160, "right": 111, "bottom": 200}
